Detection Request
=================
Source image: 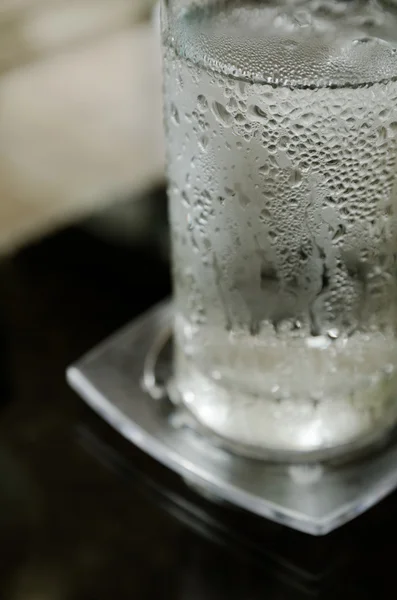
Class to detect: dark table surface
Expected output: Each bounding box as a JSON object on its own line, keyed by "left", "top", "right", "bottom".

{"left": 0, "top": 206, "right": 396, "bottom": 600}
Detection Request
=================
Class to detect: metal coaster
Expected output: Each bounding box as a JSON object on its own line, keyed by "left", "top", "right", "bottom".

{"left": 67, "top": 301, "right": 397, "bottom": 535}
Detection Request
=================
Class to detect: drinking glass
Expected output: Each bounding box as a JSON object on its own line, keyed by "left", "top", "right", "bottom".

{"left": 162, "top": 0, "right": 397, "bottom": 459}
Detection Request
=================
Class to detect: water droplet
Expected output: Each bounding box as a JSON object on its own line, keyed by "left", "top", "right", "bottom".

{"left": 197, "top": 94, "right": 208, "bottom": 112}
{"left": 290, "top": 168, "right": 302, "bottom": 187}
{"left": 378, "top": 126, "right": 388, "bottom": 142}
{"left": 259, "top": 164, "right": 269, "bottom": 175}
{"left": 199, "top": 134, "right": 209, "bottom": 152}
{"left": 379, "top": 108, "right": 390, "bottom": 120}
{"left": 212, "top": 101, "right": 232, "bottom": 126}
{"left": 331, "top": 223, "right": 346, "bottom": 242}
{"left": 170, "top": 103, "right": 180, "bottom": 125}
{"left": 301, "top": 112, "right": 315, "bottom": 125}
{"left": 260, "top": 207, "right": 271, "bottom": 221}
{"left": 276, "top": 151, "right": 291, "bottom": 168}
{"left": 191, "top": 234, "right": 199, "bottom": 253}
{"left": 389, "top": 121, "right": 397, "bottom": 134}
{"left": 248, "top": 104, "right": 267, "bottom": 122}
{"left": 278, "top": 135, "right": 289, "bottom": 149}
{"left": 203, "top": 237, "right": 211, "bottom": 250}
{"left": 282, "top": 39, "right": 298, "bottom": 51}
{"left": 236, "top": 80, "right": 247, "bottom": 98}
{"left": 227, "top": 97, "right": 238, "bottom": 111}
{"left": 239, "top": 192, "right": 250, "bottom": 208}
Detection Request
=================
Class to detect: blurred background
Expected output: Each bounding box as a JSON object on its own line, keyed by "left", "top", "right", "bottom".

{"left": 0, "top": 0, "right": 165, "bottom": 254}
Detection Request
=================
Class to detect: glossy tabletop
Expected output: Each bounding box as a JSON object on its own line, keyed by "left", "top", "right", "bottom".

{"left": 0, "top": 201, "right": 396, "bottom": 600}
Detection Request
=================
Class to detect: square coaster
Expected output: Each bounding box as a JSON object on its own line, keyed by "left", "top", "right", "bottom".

{"left": 67, "top": 301, "right": 397, "bottom": 535}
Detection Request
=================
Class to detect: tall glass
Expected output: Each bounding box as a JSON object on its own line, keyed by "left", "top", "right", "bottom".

{"left": 162, "top": 0, "right": 397, "bottom": 459}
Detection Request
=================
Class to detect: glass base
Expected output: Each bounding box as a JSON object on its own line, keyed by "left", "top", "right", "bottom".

{"left": 67, "top": 300, "right": 397, "bottom": 535}
{"left": 168, "top": 360, "right": 396, "bottom": 465}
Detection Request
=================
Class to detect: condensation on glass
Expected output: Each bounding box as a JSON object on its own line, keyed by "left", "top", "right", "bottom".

{"left": 162, "top": 0, "right": 397, "bottom": 459}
